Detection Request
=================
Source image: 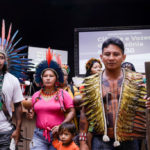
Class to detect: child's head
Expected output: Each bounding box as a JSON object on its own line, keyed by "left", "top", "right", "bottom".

{"left": 59, "top": 122, "right": 76, "bottom": 146}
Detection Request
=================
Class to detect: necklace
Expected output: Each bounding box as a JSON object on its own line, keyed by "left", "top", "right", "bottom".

{"left": 40, "top": 88, "right": 57, "bottom": 98}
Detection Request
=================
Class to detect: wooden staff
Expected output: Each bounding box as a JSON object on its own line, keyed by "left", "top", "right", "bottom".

{"left": 145, "top": 62, "right": 150, "bottom": 150}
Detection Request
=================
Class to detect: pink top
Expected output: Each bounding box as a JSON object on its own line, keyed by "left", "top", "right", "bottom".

{"left": 32, "top": 89, "right": 74, "bottom": 142}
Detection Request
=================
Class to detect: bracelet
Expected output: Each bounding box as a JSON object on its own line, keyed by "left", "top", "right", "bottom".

{"left": 79, "top": 133, "right": 87, "bottom": 141}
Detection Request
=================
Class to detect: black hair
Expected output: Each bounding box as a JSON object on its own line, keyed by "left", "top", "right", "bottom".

{"left": 41, "top": 69, "right": 58, "bottom": 78}
{"left": 102, "top": 37, "right": 124, "bottom": 54}
{"left": 59, "top": 122, "right": 76, "bottom": 135}
{"left": 121, "top": 62, "right": 136, "bottom": 72}
{"left": 85, "top": 61, "right": 100, "bottom": 77}
{"left": 2, "top": 64, "right": 7, "bottom": 74}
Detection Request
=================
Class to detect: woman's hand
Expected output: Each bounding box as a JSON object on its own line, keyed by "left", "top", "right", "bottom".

{"left": 51, "top": 125, "right": 59, "bottom": 135}
{"left": 26, "top": 109, "right": 34, "bottom": 119}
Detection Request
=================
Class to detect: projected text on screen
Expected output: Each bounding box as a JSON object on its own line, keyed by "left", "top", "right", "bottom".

{"left": 79, "top": 29, "right": 150, "bottom": 74}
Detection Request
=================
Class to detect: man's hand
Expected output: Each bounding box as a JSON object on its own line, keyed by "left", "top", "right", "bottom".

{"left": 10, "top": 129, "right": 21, "bottom": 145}
{"left": 26, "top": 109, "right": 34, "bottom": 119}
{"left": 144, "top": 96, "right": 150, "bottom": 109}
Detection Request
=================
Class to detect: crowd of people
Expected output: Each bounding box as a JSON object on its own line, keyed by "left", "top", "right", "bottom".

{"left": 0, "top": 20, "right": 150, "bottom": 150}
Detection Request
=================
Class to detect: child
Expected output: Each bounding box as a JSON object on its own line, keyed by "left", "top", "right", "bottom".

{"left": 52, "top": 122, "right": 79, "bottom": 150}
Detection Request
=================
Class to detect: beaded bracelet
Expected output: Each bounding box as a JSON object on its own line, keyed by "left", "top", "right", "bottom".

{"left": 79, "top": 133, "right": 87, "bottom": 141}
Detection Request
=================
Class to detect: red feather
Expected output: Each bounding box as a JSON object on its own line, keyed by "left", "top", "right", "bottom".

{"left": 51, "top": 50, "right": 53, "bottom": 60}
{"left": 1, "top": 20, "right": 5, "bottom": 46}
{"left": 54, "top": 53, "right": 59, "bottom": 64}
{"left": 5, "top": 23, "right": 12, "bottom": 46}
{"left": 58, "top": 54, "right": 62, "bottom": 66}
{"left": 46, "top": 47, "right": 52, "bottom": 67}
{"left": 46, "top": 49, "right": 48, "bottom": 61}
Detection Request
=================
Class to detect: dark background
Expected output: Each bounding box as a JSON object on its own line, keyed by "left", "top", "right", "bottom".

{"left": 0, "top": 0, "right": 150, "bottom": 82}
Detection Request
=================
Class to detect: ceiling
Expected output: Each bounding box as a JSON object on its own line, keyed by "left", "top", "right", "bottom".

{"left": 0, "top": 0, "right": 150, "bottom": 79}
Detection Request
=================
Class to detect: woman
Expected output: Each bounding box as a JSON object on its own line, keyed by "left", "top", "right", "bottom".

{"left": 23, "top": 48, "right": 76, "bottom": 150}
{"left": 60, "top": 64, "right": 79, "bottom": 97}
{"left": 54, "top": 53, "right": 80, "bottom": 131}
{"left": 74, "top": 58, "right": 102, "bottom": 150}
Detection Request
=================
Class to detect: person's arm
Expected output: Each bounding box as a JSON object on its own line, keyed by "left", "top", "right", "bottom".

{"left": 64, "top": 107, "right": 75, "bottom": 122}
{"left": 79, "top": 106, "right": 89, "bottom": 150}
{"left": 10, "top": 77, "right": 24, "bottom": 145}
{"left": 23, "top": 93, "right": 37, "bottom": 119}
{"left": 52, "top": 139, "right": 60, "bottom": 149}
{"left": 11, "top": 102, "right": 22, "bottom": 145}
{"left": 51, "top": 107, "right": 76, "bottom": 134}
{"left": 73, "top": 96, "right": 83, "bottom": 111}
{"left": 73, "top": 86, "right": 84, "bottom": 111}
{"left": 52, "top": 133, "right": 58, "bottom": 141}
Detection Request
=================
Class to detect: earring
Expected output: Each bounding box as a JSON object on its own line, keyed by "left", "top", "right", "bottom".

{"left": 39, "top": 82, "right": 43, "bottom": 88}
{"left": 55, "top": 81, "right": 59, "bottom": 88}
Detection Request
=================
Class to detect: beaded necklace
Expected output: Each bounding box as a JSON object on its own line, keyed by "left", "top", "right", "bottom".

{"left": 40, "top": 88, "right": 57, "bottom": 98}
{"left": 0, "top": 73, "right": 4, "bottom": 110}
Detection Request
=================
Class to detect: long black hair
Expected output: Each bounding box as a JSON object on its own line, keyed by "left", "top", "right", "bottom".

{"left": 2, "top": 64, "right": 7, "bottom": 74}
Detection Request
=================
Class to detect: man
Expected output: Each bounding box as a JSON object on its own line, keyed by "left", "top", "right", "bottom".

{"left": 0, "top": 20, "right": 32, "bottom": 149}
{"left": 75, "top": 37, "right": 150, "bottom": 150}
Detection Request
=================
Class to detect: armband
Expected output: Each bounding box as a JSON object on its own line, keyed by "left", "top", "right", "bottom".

{"left": 79, "top": 133, "right": 87, "bottom": 141}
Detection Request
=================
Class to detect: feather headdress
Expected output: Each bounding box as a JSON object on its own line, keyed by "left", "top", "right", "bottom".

{"left": 54, "top": 53, "right": 70, "bottom": 75}
{"left": 0, "top": 20, "right": 33, "bottom": 83}
{"left": 61, "top": 64, "right": 70, "bottom": 75}
{"left": 34, "top": 48, "right": 64, "bottom": 87}
{"left": 85, "top": 58, "right": 102, "bottom": 71}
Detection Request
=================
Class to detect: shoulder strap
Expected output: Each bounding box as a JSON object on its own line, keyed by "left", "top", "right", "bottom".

{"left": 61, "top": 90, "right": 65, "bottom": 109}
{"left": 61, "top": 90, "right": 66, "bottom": 112}
{"left": 2, "top": 100, "right": 13, "bottom": 124}
{"left": 70, "top": 85, "right": 74, "bottom": 96}
{"left": 32, "top": 90, "right": 42, "bottom": 109}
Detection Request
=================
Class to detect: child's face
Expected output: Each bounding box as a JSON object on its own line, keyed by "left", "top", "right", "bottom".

{"left": 59, "top": 130, "right": 74, "bottom": 146}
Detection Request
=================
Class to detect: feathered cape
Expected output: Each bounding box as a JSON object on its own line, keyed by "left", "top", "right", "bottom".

{"left": 76, "top": 68, "right": 147, "bottom": 144}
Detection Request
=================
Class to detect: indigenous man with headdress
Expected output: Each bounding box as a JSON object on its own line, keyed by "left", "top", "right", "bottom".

{"left": 75, "top": 37, "right": 150, "bottom": 150}
{"left": 0, "top": 20, "right": 33, "bottom": 149}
